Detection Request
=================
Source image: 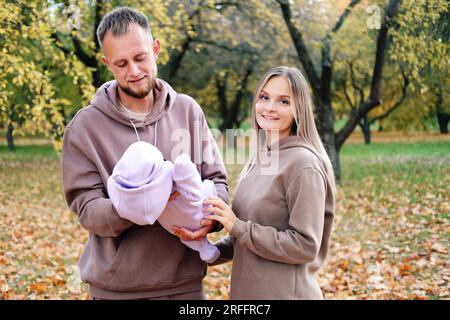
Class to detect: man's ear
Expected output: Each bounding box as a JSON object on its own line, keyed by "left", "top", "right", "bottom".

{"left": 153, "top": 39, "right": 161, "bottom": 60}
{"left": 101, "top": 55, "right": 111, "bottom": 70}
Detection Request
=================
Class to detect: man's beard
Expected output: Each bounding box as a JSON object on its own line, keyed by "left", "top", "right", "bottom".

{"left": 119, "top": 75, "right": 155, "bottom": 99}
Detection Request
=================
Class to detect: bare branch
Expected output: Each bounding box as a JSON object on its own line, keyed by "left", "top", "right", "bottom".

{"left": 370, "top": 70, "right": 409, "bottom": 124}
{"left": 331, "top": 0, "right": 362, "bottom": 34}
{"left": 335, "top": 0, "right": 402, "bottom": 150}
{"left": 342, "top": 68, "right": 355, "bottom": 110}
{"left": 276, "top": 0, "right": 320, "bottom": 91}
{"left": 348, "top": 62, "right": 365, "bottom": 105}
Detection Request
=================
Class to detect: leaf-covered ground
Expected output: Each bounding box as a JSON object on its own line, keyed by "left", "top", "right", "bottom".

{"left": 0, "top": 133, "right": 448, "bottom": 299}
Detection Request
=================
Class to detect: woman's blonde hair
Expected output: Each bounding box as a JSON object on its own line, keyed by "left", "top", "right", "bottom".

{"left": 239, "top": 66, "right": 336, "bottom": 192}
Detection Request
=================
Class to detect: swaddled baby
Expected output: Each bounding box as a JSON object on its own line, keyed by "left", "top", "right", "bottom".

{"left": 107, "top": 141, "right": 220, "bottom": 263}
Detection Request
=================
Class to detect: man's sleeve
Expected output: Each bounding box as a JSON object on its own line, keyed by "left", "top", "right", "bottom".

{"left": 199, "top": 114, "right": 229, "bottom": 205}
{"left": 209, "top": 236, "right": 235, "bottom": 266}
{"left": 61, "top": 127, "right": 134, "bottom": 237}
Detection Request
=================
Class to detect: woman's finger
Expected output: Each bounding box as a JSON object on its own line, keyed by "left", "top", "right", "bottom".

{"left": 204, "top": 197, "right": 226, "bottom": 209}
{"left": 203, "top": 206, "right": 223, "bottom": 216}
{"left": 205, "top": 214, "right": 223, "bottom": 224}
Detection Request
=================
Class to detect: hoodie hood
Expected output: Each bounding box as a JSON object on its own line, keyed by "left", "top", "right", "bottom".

{"left": 90, "top": 78, "right": 177, "bottom": 128}
{"left": 264, "top": 135, "right": 327, "bottom": 173}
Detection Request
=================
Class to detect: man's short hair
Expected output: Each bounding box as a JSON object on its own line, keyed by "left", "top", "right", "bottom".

{"left": 96, "top": 7, "right": 151, "bottom": 48}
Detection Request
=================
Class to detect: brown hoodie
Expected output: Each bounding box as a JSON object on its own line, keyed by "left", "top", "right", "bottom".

{"left": 213, "top": 136, "right": 335, "bottom": 299}
{"left": 61, "top": 79, "right": 228, "bottom": 299}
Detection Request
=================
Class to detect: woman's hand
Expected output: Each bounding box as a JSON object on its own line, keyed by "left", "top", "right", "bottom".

{"left": 203, "top": 196, "right": 237, "bottom": 232}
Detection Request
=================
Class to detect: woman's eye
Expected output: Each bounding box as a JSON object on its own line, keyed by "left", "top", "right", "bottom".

{"left": 260, "top": 95, "right": 269, "bottom": 100}
{"left": 280, "top": 99, "right": 290, "bottom": 106}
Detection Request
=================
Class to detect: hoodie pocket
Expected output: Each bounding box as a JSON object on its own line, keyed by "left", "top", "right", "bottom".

{"left": 108, "top": 237, "right": 127, "bottom": 277}
{"left": 105, "top": 225, "right": 206, "bottom": 291}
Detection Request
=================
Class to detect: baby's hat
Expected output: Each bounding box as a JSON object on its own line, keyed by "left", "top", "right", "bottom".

{"left": 107, "top": 141, "right": 174, "bottom": 225}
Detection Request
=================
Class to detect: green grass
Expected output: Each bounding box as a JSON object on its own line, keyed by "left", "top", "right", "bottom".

{"left": 339, "top": 141, "right": 449, "bottom": 195}
{"left": 0, "top": 144, "right": 58, "bottom": 159}
{"left": 341, "top": 140, "right": 450, "bottom": 158}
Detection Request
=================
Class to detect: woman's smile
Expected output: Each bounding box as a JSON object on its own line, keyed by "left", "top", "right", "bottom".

{"left": 261, "top": 114, "right": 280, "bottom": 120}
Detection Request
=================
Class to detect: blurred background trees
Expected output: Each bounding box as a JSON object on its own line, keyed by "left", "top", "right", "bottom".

{"left": 1, "top": 0, "right": 448, "bottom": 178}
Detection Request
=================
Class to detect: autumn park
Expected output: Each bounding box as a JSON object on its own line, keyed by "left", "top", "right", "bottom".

{"left": 0, "top": 0, "right": 449, "bottom": 301}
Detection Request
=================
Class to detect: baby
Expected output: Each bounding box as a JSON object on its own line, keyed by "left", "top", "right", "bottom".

{"left": 107, "top": 141, "right": 220, "bottom": 263}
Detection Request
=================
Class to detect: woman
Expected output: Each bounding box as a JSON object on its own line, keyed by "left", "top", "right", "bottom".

{"left": 203, "top": 66, "right": 336, "bottom": 299}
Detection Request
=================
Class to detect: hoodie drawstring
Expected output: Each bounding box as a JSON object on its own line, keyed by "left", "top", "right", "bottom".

{"left": 130, "top": 120, "right": 141, "bottom": 142}
{"left": 129, "top": 119, "right": 158, "bottom": 148}
{"left": 154, "top": 121, "right": 158, "bottom": 147}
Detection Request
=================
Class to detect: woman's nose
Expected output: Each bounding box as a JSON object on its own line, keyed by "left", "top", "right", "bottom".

{"left": 263, "top": 100, "right": 277, "bottom": 112}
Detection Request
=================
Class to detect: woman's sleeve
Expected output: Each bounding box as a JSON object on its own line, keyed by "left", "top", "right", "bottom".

{"left": 229, "top": 168, "right": 326, "bottom": 264}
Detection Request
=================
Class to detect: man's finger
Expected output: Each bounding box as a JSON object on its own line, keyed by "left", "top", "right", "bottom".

{"left": 200, "top": 218, "right": 214, "bottom": 226}
{"left": 174, "top": 226, "right": 207, "bottom": 241}
{"left": 169, "top": 191, "right": 180, "bottom": 201}
{"left": 172, "top": 226, "right": 194, "bottom": 240}
{"left": 189, "top": 227, "right": 208, "bottom": 239}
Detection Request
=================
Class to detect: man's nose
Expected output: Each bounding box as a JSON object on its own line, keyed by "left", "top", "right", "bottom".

{"left": 128, "top": 62, "right": 140, "bottom": 77}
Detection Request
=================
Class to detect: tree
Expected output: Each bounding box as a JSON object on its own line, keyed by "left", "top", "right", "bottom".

{"left": 163, "top": 0, "right": 293, "bottom": 133}
{"left": 0, "top": 0, "right": 92, "bottom": 151}
{"left": 51, "top": 0, "right": 186, "bottom": 88}
{"left": 390, "top": 0, "right": 449, "bottom": 134}
{"left": 275, "top": 0, "right": 404, "bottom": 180}
{"left": 0, "top": 0, "right": 185, "bottom": 150}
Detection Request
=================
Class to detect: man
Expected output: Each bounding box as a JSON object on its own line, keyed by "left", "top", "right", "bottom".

{"left": 61, "top": 7, "right": 228, "bottom": 300}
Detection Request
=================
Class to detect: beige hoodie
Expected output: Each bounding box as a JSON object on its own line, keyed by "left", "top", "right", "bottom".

{"left": 61, "top": 79, "right": 228, "bottom": 299}
{"left": 214, "top": 136, "right": 335, "bottom": 299}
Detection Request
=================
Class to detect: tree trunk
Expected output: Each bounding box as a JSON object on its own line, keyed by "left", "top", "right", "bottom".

{"left": 360, "top": 116, "right": 372, "bottom": 144}
{"left": 278, "top": 0, "right": 400, "bottom": 181}
{"left": 216, "top": 73, "right": 229, "bottom": 132}
{"left": 329, "top": 143, "right": 341, "bottom": 183}
{"left": 6, "top": 124, "right": 15, "bottom": 152}
{"left": 437, "top": 112, "right": 449, "bottom": 134}
{"left": 166, "top": 38, "right": 192, "bottom": 82}
{"left": 317, "top": 44, "right": 340, "bottom": 180}
{"left": 436, "top": 87, "right": 448, "bottom": 134}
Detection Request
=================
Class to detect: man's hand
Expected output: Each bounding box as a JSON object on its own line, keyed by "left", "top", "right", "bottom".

{"left": 173, "top": 219, "right": 218, "bottom": 241}
{"left": 168, "top": 190, "right": 180, "bottom": 201}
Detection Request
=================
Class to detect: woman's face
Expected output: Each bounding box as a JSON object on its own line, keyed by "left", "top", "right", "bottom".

{"left": 255, "top": 76, "right": 295, "bottom": 140}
